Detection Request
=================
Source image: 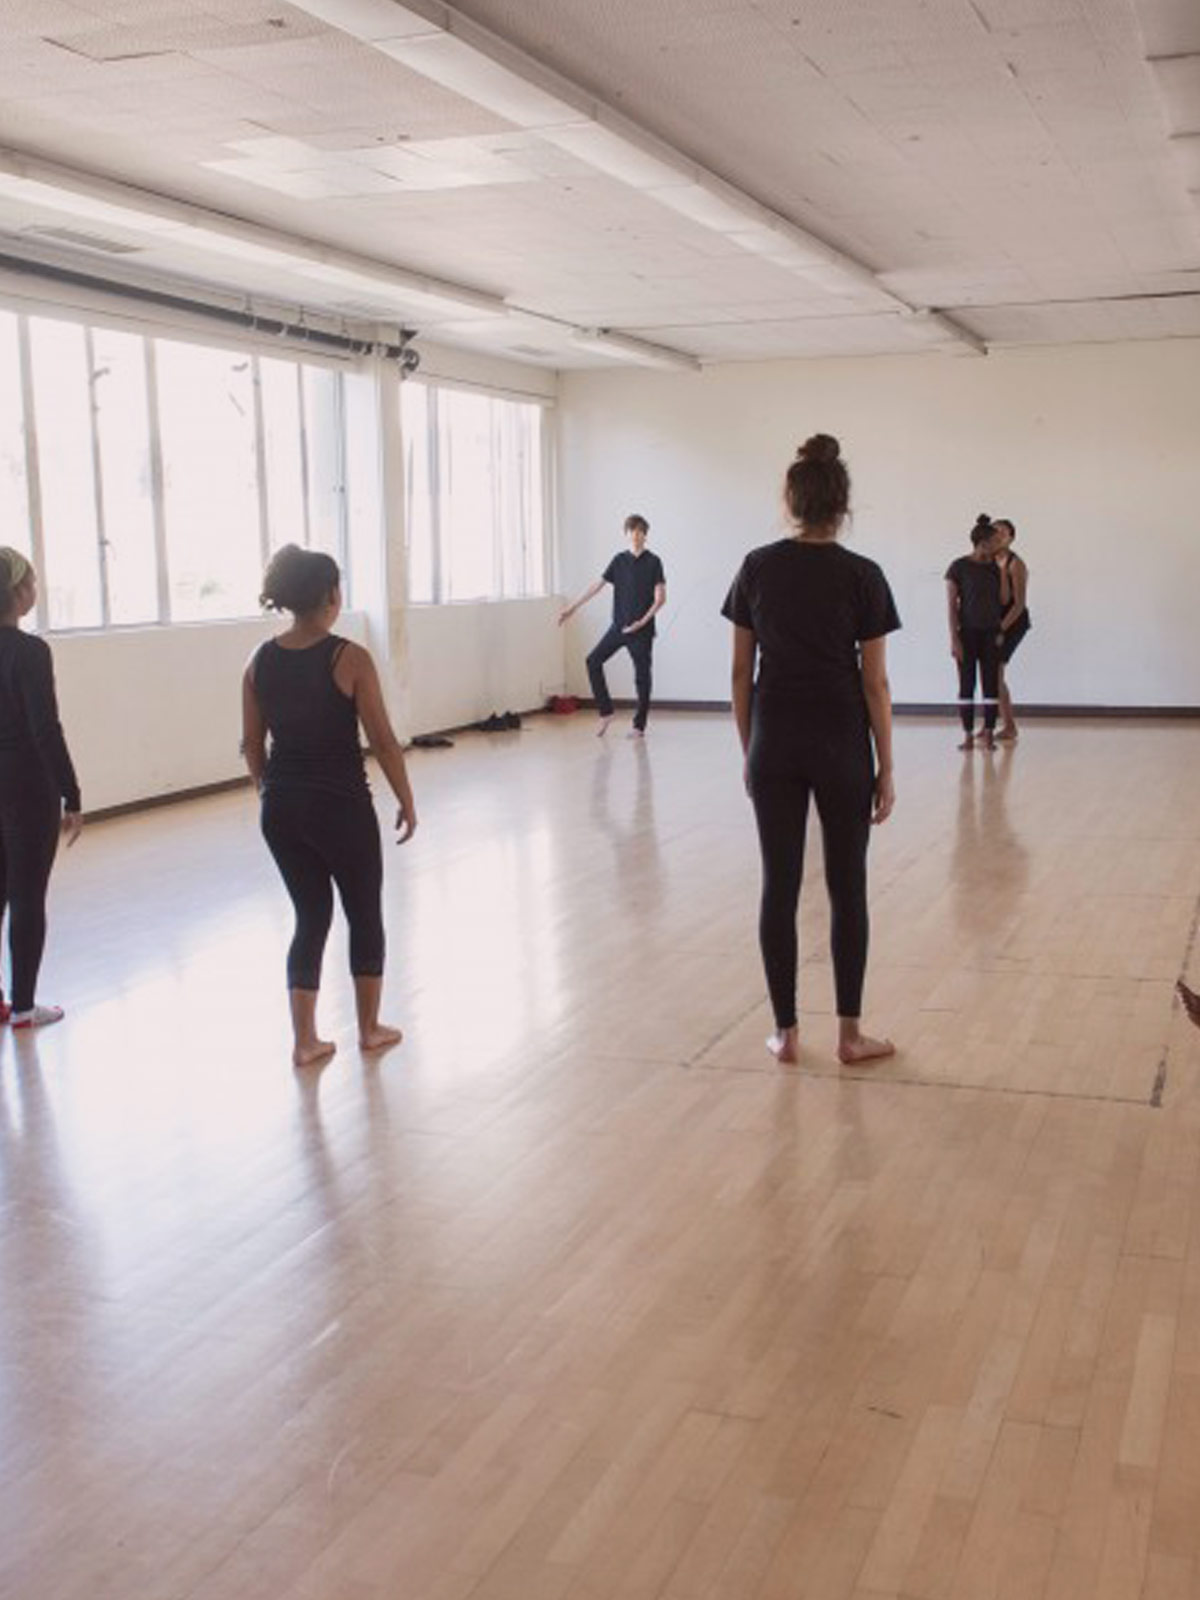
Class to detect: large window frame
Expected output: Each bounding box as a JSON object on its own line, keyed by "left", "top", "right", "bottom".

{"left": 2, "top": 304, "right": 349, "bottom": 633}
{"left": 402, "top": 377, "right": 552, "bottom": 606}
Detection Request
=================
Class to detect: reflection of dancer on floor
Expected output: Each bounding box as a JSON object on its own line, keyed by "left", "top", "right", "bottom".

{"left": 722, "top": 434, "right": 898, "bottom": 1067}
{"left": 558, "top": 515, "right": 666, "bottom": 738}
{"left": 242, "top": 545, "right": 416, "bottom": 1068}
{"left": 946, "top": 514, "right": 1003, "bottom": 751}
{"left": 992, "top": 518, "right": 1030, "bottom": 742}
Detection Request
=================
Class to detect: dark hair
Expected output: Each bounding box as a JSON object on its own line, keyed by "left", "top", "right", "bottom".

{"left": 260, "top": 544, "right": 340, "bottom": 615}
{"left": 784, "top": 434, "right": 850, "bottom": 528}
{"left": 970, "top": 513, "right": 994, "bottom": 547}
{"left": 992, "top": 517, "right": 1015, "bottom": 541}
{"left": 624, "top": 513, "right": 649, "bottom": 534}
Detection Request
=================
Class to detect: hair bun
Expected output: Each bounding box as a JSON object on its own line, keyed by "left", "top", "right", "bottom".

{"left": 974, "top": 513, "right": 992, "bottom": 529}
{"left": 798, "top": 432, "right": 840, "bottom": 464}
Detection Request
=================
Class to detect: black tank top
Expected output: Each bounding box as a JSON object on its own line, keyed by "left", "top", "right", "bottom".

{"left": 254, "top": 634, "right": 367, "bottom": 798}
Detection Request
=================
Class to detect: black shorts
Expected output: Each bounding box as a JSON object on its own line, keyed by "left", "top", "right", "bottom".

{"left": 1001, "top": 612, "right": 1031, "bottom": 664}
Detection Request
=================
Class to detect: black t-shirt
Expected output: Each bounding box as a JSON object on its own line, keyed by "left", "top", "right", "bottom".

{"left": 945, "top": 555, "right": 1002, "bottom": 631}
{"left": 603, "top": 550, "right": 665, "bottom": 636}
{"left": 721, "top": 539, "right": 900, "bottom": 709}
{"left": 0, "top": 627, "right": 81, "bottom": 810}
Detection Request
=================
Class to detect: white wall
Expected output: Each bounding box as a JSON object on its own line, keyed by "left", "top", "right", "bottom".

{"left": 53, "top": 613, "right": 366, "bottom": 813}
{"left": 558, "top": 340, "right": 1200, "bottom": 708}
{"left": 406, "top": 598, "right": 566, "bottom": 731}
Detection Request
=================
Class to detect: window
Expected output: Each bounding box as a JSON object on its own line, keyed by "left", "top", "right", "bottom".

{"left": 156, "top": 340, "right": 262, "bottom": 623}
{"left": 0, "top": 312, "right": 29, "bottom": 550}
{"left": 0, "top": 305, "right": 348, "bottom": 630}
{"left": 402, "top": 380, "right": 548, "bottom": 603}
{"left": 28, "top": 317, "right": 104, "bottom": 630}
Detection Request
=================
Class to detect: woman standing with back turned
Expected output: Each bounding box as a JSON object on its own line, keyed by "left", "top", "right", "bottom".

{"left": 0, "top": 547, "right": 83, "bottom": 1030}
{"left": 722, "top": 435, "right": 898, "bottom": 1066}
{"left": 242, "top": 545, "right": 416, "bottom": 1067}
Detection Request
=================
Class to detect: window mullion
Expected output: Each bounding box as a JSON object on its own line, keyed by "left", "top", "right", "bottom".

{"left": 251, "top": 355, "right": 271, "bottom": 567}
{"left": 85, "top": 328, "right": 112, "bottom": 628}
{"left": 16, "top": 318, "right": 48, "bottom": 631}
{"left": 429, "top": 387, "right": 443, "bottom": 603}
{"left": 297, "top": 363, "right": 312, "bottom": 550}
{"left": 144, "top": 339, "right": 170, "bottom": 624}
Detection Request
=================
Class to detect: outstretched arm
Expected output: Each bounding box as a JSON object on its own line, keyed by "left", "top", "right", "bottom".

{"left": 624, "top": 581, "right": 666, "bottom": 634}
{"left": 558, "top": 578, "right": 606, "bottom": 626}
{"left": 347, "top": 645, "right": 417, "bottom": 843}
{"left": 860, "top": 635, "right": 895, "bottom": 824}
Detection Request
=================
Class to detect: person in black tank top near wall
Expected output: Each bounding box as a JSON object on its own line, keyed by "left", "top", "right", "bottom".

{"left": 0, "top": 548, "right": 83, "bottom": 1031}
{"left": 991, "top": 518, "right": 1031, "bottom": 743}
{"left": 945, "top": 515, "right": 1003, "bottom": 751}
{"left": 241, "top": 545, "right": 417, "bottom": 1068}
{"left": 558, "top": 514, "right": 666, "bottom": 737}
{"left": 722, "top": 435, "right": 899, "bottom": 1068}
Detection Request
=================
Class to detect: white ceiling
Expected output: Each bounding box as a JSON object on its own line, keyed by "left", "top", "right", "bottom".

{"left": 0, "top": 0, "right": 1197, "bottom": 367}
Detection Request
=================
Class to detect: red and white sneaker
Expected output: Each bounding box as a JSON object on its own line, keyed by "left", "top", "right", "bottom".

{"left": 12, "top": 1005, "right": 64, "bottom": 1030}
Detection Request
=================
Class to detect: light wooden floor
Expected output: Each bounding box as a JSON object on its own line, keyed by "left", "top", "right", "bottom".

{"left": 5, "top": 712, "right": 1200, "bottom": 1600}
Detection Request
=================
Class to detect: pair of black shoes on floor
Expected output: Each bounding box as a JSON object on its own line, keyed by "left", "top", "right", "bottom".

{"left": 477, "top": 710, "right": 522, "bottom": 732}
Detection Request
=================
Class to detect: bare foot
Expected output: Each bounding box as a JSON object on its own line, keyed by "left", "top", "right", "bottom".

{"left": 978, "top": 730, "right": 997, "bottom": 751}
{"left": 957, "top": 735, "right": 976, "bottom": 751}
{"left": 996, "top": 725, "right": 1018, "bottom": 743}
{"left": 837, "top": 1032, "right": 895, "bottom": 1066}
{"left": 627, "top": 727, "right": 645, "bottom": 739}
{"left": 597, "top": 716, "right": 614, "bottom": 738}
{"left": 766, "top": 1027, "right": 799, "bottom": 1064}
{"left": 294, "top": 1038, "right": 336, "bottom": 1068}
{"left": 360, "top": 1023, "right": 403, "bottom": 1053}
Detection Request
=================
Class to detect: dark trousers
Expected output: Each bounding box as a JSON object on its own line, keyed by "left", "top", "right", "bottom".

{"left": 749, "top": 714, "right": 874, "bottom": 1028}
{"left": 957, "top": 627, "right": 1001, "bottom": 733}
{"left": 261, "top": 787, "right": 384, "bottom": 991}
{"left": 587, "top": 626, "right": 654, "bottom": 730}
{"left": 0, "top": 784, "right": 61, "bottom": 1013}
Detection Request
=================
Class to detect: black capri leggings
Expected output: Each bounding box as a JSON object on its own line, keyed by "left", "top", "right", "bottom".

{"left": 261, "top": 786, "right": 384, "bottom": 991}
{"left": 0, "top": 783, "right": 61, "bottom": 1014}
{"left": 957, "top": 627, "right": 1001, "bottom": 734}
{"left": 749, "top": 712, "right": 874, "bottom": 1029}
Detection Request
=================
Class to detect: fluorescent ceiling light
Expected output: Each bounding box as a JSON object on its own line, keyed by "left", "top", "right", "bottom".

{"left": 572, "top": 327, "right": 701, "bottom": 372}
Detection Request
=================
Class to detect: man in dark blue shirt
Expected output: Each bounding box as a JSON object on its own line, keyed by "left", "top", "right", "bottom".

{"left": 559, "top": 515, "right": 666, "bottom": 737}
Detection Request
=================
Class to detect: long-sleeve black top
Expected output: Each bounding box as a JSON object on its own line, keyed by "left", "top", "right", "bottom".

{"left": 0, "top": 627, "right": 81, "bottom": 812}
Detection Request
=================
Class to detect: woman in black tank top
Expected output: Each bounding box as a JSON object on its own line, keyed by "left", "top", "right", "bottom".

{"left": 241, "top": 545, "right": 417, "bottom": 1067}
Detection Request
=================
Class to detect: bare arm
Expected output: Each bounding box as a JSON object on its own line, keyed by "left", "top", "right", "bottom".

{"left": 624, "top": 580, "right": 666, "bottom": 634}
{"left": 1001, "top": 557, "right": 1027, "bottom": 631}
{"left": 241, "top": 663, "right": 267, "bottom": 793}
{"left": 946, "top": 579, "right": 962, "bottom": 659}
{"left": 860, "top": 635, "right": 895, "bottom": 824}
{"left": 730, "top": 624, "right": 756, "bottom": 789}
{"left": 345, "top": 645, "right": 417, "bottom": 842}
{"left": 558, "top": 578, "right": 607, "bottom": 626}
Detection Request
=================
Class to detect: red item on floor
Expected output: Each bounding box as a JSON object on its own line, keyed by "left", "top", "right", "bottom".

{"left": 547, "top": 695, "right": 579, "bottom": 714}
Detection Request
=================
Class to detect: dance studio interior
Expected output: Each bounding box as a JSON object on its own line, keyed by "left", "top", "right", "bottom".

{"left": 3, "top": 0, "right": 1200, "bottom": 1595}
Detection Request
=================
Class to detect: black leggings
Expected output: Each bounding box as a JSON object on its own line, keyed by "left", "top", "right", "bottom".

{"left": 261, "top": 787, "right": 384, "bottom": 991}
{"left": 587, "top": 626, "right": 654, "bottom": 730}
{"left": 0, "top": 785, "right": 61, "bottom": 1013}
{"left": 957, "top": 627, "right": 1001, "bottom": 734}
{"left": 749, "top": 716, "right": 874, "bottom": 1029}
